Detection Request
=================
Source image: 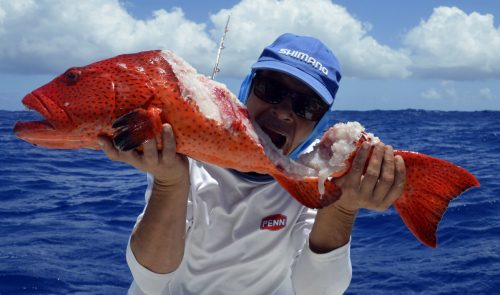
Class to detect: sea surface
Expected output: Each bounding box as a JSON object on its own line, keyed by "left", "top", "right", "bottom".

{"left": 1, "top": 110, "right": 499, "bottom": 294}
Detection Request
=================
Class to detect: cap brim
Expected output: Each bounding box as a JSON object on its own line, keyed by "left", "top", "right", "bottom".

{"left": 251, "top": 60, "right": 334, "bottom": 105}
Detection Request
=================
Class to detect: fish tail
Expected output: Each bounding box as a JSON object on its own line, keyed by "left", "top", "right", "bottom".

{"left": 394, "top": 151, "right": 480, "bottom": 248}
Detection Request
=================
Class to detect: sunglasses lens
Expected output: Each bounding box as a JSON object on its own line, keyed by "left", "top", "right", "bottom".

{"left": 253, "top": 77, "right": 282, "bottom": 104}
{"left": 252, "top": 74, "right": 329, "bottom": 121}
{"left": 292, "top": 95, "right": 329, "bottom": 121}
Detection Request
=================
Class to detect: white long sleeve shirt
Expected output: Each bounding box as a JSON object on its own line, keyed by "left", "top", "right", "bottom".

{"left": 126, "top": 160, "right": 352, "bottom": 295}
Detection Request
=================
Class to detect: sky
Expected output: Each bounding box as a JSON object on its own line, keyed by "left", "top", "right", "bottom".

{"left": 1, "top": 0, "right": 499, "bottom": 111}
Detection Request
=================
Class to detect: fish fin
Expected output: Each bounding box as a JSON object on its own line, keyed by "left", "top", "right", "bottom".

{"left": 272, "top": 172, "right": 342, "bottom": 209}
{"left": 394, "top": 151, "right": 480, "bottom": 248}
{"left": 112, "top": 107, "right": 163, "bottom": 151}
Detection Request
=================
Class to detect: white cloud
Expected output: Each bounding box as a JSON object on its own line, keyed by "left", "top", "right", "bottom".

{"left": 0, "top": 0, "right": 410, "bottom": 80}
{"left": 421, "top": 88, "right": 442, "bottom": 100}
{"left": 212, "top": 0, "right": 411, "bottom": 79}
{"left": 479, "top": 88, "right": 493, "bottom": 100}
{"left": 443, "top": 85, "right": 457, "bottom": 98}
{"left": 2, "top": 1, "right": 499, "bottom": 83}
{"left": 0, "top": 0, "right": 216, "bottom": 74}
{"left": 403, "top": 6, "right": 500, "bottom": 80}
{"left": 419, "top": 82, "right": 498, "bottom": 106}
{"left": 0, "top": 5, "right": 5, "bottom": 23}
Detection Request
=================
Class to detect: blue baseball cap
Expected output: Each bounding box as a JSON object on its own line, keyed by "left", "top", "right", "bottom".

{"left": 251, "top": 33, "right": 342, "bottom": 105}
{"left": 237, "top": 33, "right": 342, "bottom": 160}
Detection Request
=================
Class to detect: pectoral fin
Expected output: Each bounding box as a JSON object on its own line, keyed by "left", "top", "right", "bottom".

{"left": 112, "top": 107, "right": 163, "bottom": 151}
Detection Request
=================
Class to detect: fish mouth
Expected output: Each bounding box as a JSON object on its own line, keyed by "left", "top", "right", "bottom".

{"left": 15, "top": 92, "right": 57, "bottom": 131}
{"left": 13, "top": 92, "right": 76, "bottom": 148}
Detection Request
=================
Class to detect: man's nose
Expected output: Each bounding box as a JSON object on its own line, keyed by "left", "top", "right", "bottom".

{"left": 271, "top": 97, "right": 294, "bottom": 122}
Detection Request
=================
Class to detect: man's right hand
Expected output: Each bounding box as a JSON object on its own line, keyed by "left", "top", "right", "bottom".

{"left": 99, "top": 123, "right": 190, "bottom": 275}
{"left": 98, "top": 123, "right": 190, "bottom": 187}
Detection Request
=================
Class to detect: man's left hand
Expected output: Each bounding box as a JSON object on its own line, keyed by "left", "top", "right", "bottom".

{"left": 334, "top": 141, "right": 406, "bottom": 213}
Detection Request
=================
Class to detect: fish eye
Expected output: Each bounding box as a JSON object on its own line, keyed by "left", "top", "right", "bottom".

{"left": 63, "top": 68, "right": 81, "bottom": 85}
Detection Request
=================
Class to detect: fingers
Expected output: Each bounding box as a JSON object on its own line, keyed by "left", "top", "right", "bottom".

{"left": 334, "top": 140, "right": 407, "bottom": 213}
{"left": 130, "top": 124, "right": 177, "bottom": 169}
{"left": 98, "top": 129, "right": 162, "bottom": 169}
{"left": 371, "top": 145, "right": 395, "bottom": 203}
{"left": 363, "top": 145, "right": 406, "bottom": 211}
{"left": 387, "top": 155, "right": 406, "bottom": 204}
{"left": 160, "top": 124, "right": 178, "bottom": 164}
{"left": 360, "top": 143, "right": 386, "bottom": 197}
{"left": 142, "top": 138, "right": 159, "bottom": 166}
{"left": 347, "top": 141, "right": 371, "bottom": 186}
{"left": 98, "top": 135, "right": 142, "bottom": 167}
{"left": 98, "top": 124, "right": 189, "bottom": 186}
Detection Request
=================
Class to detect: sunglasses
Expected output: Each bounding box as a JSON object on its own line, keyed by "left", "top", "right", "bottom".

{"left": 252, "top": 73, "right": 329, "bottom": 121}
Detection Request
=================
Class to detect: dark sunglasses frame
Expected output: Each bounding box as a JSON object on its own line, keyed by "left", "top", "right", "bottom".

{"left": 251, "top": 73, "right": 329, "bottom": 121}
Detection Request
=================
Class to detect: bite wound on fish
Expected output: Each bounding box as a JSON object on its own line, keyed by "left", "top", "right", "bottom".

{"left": 297, "top": 122, "right": 379, "bottom": 195}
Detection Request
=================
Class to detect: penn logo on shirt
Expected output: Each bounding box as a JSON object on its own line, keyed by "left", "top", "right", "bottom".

{"left": 260, "top": 214, "right": 287, "bottom": 231}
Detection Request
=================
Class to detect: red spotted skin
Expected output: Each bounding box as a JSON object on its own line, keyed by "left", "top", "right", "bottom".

{"left": 14, "top": 50, "right": 277, "bottom": 173}
{"left": 163, "top": 84, "right": 276, "bottom": 174}
{"left": 14, "top": 50, "right": 480, "bottom": 248}
{"left": 393, "top": 151, "right": 480, "bottom": 247}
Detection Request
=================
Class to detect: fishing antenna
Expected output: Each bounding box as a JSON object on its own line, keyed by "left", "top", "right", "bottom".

{"left": 211, "top": 14, "right": 231, "bottom": 80}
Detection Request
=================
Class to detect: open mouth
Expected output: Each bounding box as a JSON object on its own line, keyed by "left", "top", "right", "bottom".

{"left": 261, "top": 126, "right": 287, "bottom": 149}
{"left": 13, "top": 92, "right": 83, "bottom": 149}
{"left": 17, "top": 93, "right": 56, "bottom": 129}
{"left": 13, "top": 92, "right": 62, "bottom": 138}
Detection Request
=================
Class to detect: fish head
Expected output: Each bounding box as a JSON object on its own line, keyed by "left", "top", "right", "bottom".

{"left": 14, "top": 51, "right": 160, "bottom": 149}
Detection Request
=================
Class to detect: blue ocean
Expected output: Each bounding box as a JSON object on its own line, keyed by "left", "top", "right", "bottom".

{"left": 1, "top": 110, "right": 498, "bottom": 294}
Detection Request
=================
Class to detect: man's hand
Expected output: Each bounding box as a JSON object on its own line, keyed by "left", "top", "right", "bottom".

{"left": 334, "top": 141, "right": 406, "bottom": 213}
{"left": 309, "top": 141, "right": 406, "bottom": 253}
{"left": 98, "top": 123, "right": 189, "bottom": 187}
{"left": 99, "top": 123, "right": 190, "bottom": 274}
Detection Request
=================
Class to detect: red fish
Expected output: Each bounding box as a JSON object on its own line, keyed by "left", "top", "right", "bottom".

{"left": 14, "top": 50, "right": 479, "bottom": 248}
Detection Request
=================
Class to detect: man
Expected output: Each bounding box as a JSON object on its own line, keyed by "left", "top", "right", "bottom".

{"left": 99, "top": 33, "right": 406, "bottom": 294}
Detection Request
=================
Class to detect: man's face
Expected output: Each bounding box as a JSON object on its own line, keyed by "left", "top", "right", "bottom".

{"left": 246, "top": 70, "right": 328, "bottom": 156}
